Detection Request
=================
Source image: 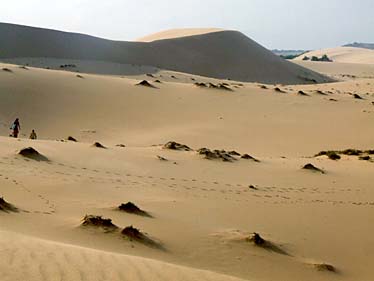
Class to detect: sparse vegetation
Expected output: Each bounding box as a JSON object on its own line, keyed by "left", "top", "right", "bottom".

{"left": 121, "top": 226, "right": 162, "bottom": 248}
{"left": 92, "top": 142, "right": 106, "bottom": 149}
{"left": 315, "top": 151, "right": 341, "bottom": 160}
{"left": 274, "top": 87, "right": 285, "bottom": 93}
{"left": 60, "top": 64, "right": 77, "bottom": 68}
{"left": 310, "top": 54, "right": 333, "bottom": 62}
{"left": 18, "top": 147, "right": 49, "bottom": 161}
{"left": 314, "top": 263, "right": 336, "bottom": 273}
{"left": 67, "top": 136, "right": 78, "bottom": 142}
{"left": 163, "top": 141, "right": 192, "bottom": 151}
{"left": 136, "top": 80, "right": 156, "bottom": 88}
{"left": 315, "top": 149, "right": 374, "bottom": 161}
{"left": 241, "top": 154, "right": 260, "bottom": 162}
{"left": 81, "top": 215, "right": 118, "bottom": 231}
{"left": 303, "top": 163, "right": 325, "bottom": 173}
{"left": 0, "top": 197, "right": 18, "bottom": 213}
{"left": 118, "top": 202, "right": 151, "bottom": 217}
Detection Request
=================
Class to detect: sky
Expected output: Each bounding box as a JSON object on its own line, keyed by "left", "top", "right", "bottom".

{"left": 0, "top": 0, "right": 373, "bottom": 50}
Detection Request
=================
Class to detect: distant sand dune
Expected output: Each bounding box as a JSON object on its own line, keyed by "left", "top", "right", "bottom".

{"left": 0, "top": 23, "right": 330, "bottom": 84}
{"left": 295, "top": 47, "right": 374, "bottom": 64}
{"left": 136, "top": 28, "right": 224, "bottom": 42}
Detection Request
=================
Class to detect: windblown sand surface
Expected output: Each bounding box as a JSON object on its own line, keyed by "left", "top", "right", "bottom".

{"left": 1, "top": 24, "right": 374, "bottom": 281}
{"left": 0, "top": 59, "right": 374, "bottom": 281}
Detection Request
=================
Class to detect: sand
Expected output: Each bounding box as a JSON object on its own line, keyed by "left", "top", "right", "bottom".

{"left": 295, "top": 47, "right": 374, "bottom": 64}
{"left": 1, "top": 26, "right": 374, "bottom": 281}
{"left": 136, "top": 28, "right": 224, "bottom": 42}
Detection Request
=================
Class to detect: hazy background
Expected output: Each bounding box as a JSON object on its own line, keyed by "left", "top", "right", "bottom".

{"left": 0, "top": 0, "right": 373, "bottom": 50}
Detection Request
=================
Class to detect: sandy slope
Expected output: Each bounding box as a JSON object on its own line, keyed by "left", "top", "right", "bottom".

{"left": 0, "top": 230, "right": 246, "bottom": 281}
{"left": 295, "top": 60, "right": 374, "bottom": 80}
{"left": 0, "top": 23, "right": 330, "bottom": 84}
{"left": 0, "top": 61, "right": 374, "bottom": 281}
{"left": 136, "top": 28, "right": 224, "bottom": 42}
{"left": 295, "top": 47, "right": 374, "bottom": 64}
{"left": 0, "top": 63, "right": 372, "bottom": 155}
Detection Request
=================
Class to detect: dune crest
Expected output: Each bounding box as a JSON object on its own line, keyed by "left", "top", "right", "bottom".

{"left": 136, "top": 28, "right": 224, "bottom": 42}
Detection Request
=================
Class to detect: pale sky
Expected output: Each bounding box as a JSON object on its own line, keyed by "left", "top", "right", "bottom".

{"left": 0, "top": 0, "right": 373, "bottom": 50}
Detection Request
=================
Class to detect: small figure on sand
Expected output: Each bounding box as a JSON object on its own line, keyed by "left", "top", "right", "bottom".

{"left": 10, "top": 118, "right": 20, "bottom": 138}
{"left": 29, "top": 129, "right": 37, "bottom": 140}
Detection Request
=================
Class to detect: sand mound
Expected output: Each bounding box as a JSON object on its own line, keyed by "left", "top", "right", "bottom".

{"left": 247, "top": 233, "right": 288, "bottom": 255}
{"left": 163, "top": 141, "right": 191, "bottom": 151}
{"left": 241, "top": 154, "right": 260, "bottom": 162}
{"left": 0, "top": 197, "right": 18, "bottom": 213}
{"left": 314, "top": 263, "right": 337, "bottom": 273}
{"left": 0, "top": 23, "right": 330, "bottom": 84}
{"left": 18, "top": 147, "right": 49, "bottom": 161}
{"left": 92, "top": 142, "right": 106, "bottom": 149}
{"left": 295, "top": 47, "right": 374, "bottom": 64}
{"left": 208, "top": 83, "right": 233, "bottom": 91}
{"left": 136, "top": 80, "right": 156, "bottom": 88}
{"left": 194, "top": 82, "right": 208, "bottom": 88}
{"left": 274, "top": 87, "right": 286, "bottom": 93}
{"left": 197, "top": 148, "right": 237, "bottom": 162}
{"left": 2, "top": 67, "right": 13, "bottom": 72}
{"left": 118, "top": 202, "right": 151, "bottom": 217}
{"left": 121, "top": 226, "right": 161, "bottom": 249}
{"left": 67, "top": 136, "right": 78, "bottom": 142}
{"left": 81, "top": 215, "right": 118, "bottom": 232}
{"left": 228, "top": 150, "right": 241, "bottom": 156}
{"left": 302, "top": 163, "right": 325, "bottom": 174}
{"left": 297, "top": 90, "right": 309, "bottom": 96}
{"left": 353, "top": 93, "right": 363, "bottom": 99}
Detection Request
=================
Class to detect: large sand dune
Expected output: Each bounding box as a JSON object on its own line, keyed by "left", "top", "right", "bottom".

{"left": 295, "top": 47, "right": 374, "bottom": 64}
{"left": 0, "top": 23, "right": 330, "bottom": 84}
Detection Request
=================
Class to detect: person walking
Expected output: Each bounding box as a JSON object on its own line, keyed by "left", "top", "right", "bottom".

{"left": 10, "top": 118, "right": 20, "bottom": 138}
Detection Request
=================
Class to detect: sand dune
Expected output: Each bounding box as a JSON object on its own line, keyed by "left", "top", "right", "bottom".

{"left": 0, "top": 23, "right": 330, "bottom": 84}
{"left": 1, "top": 20, "right": 374, "bottom": 281}
{"left": 136, "top": 28, "right": 224, "bottom": 42}
{"left": 0, "top": 59, "right": 373, "bottom": 281}
{"left": 0, "top": 62, "right": 371, "bottom": 155}
{"left": 295, "top": 47, "right": 374, "bottom": 64}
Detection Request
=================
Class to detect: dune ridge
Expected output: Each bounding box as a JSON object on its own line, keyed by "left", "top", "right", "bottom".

{"left": 0, "top": 22, "right": 330, "bottom": 84}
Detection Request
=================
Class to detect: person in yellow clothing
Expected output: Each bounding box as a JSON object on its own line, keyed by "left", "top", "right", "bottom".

{"left": 29, "top": 129, "right": 37, "bottom": 140}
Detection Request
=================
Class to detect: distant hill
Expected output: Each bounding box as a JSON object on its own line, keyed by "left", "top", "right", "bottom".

{"left": 272, "top": 49, "right": 306, "bottom": 56}
{"left": 344, "top": 42, "right": 374, "bottom": 50}
{"left": 0, "top": 23, "right": 331, "bottom": 84}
